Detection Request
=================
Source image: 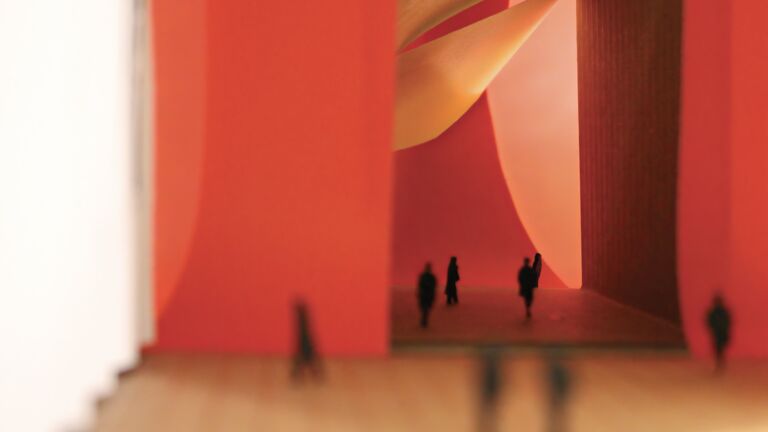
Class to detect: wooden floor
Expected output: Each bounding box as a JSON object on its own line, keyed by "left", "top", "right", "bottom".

{"left": 392, "top": 288, "right": 685, "bottom": 347}
{"left": 94, "top": 353, "right": 768, "bottom": 432}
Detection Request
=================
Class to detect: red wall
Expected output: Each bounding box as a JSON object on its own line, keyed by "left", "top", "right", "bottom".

{"left": 679, "top": 0, "right": 768, "bottom": 358}
{"left": 152, "top": 0, "right": 206, "bottom": 321}
{"left": 152, "top": 0, "right": 395, "bottom": 355}
{"left": 727, "top": 0, "right": 768, "bottom": 357}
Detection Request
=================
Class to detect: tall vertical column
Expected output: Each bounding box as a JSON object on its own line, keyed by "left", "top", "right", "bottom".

{"left": 577, "top": 0, "right": 683, "bottom": 322}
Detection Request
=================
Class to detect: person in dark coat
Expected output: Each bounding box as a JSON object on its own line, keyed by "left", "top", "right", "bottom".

{"left": 291, "top": 301, "right": 323, "bottom": 381}
{"left": 518, "top": 257, "right": 536, "bottom": 319}
{"left": 418, "top": 262, "right": 437, "bottom": 328}
{"left": 445, "top": 256, "right": 461, "bottom": 305}
{"left": 706, "top": 293, "right": 732, "bottom": 372}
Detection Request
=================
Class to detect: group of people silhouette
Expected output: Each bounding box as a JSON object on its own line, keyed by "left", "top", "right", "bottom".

{"left": 415, "top": 254, "right": 734, "bottom": 371}
{"left": 417, "top": 253, "right": 544, "bottom": 328}
{"left": 289, "top": 257, "right": 736, "bottom": 382}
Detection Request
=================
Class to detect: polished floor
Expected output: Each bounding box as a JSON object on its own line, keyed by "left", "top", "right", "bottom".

{"left": 392, "top": 288, "right": 685, "bottom": 347}
{"left": 94, "top": 353, "right": 768, "bottom": 432}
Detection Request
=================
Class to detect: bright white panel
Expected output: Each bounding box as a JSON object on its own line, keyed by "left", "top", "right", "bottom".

{"left": 0, "top": 1, "right": 139, "bottom": 430}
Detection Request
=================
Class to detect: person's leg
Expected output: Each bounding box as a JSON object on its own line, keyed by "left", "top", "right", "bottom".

{"left": 309, "top": 355, "right": 324, "bottom": 379}
{"left": 524, "top": 295, "right": 532, "bottom": 318}
{"left": 478, "top": 402, "right": 498, "bottom": 432}
{"left": 715, "top": 343, "right": 725, "bottom": 372}
{"left": 291, "top": 357, "right": 304, "bottom": 381}
{"left": 421, "top": 308, "right": 428, "bottom": 327}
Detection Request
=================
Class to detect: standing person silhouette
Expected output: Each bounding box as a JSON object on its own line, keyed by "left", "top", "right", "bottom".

{"left": 445, "top": 256, "right": 461, "bottom": 305}
{"left": 518, "top": 257, "right": 536, "bottom": 319}
{"left": 706, "top": 293, "right": 732, "bottom": 372}
{"left": 418, "top": 262, "right": 437, "bottom": 328}
{"left": 291, "top": 301, "right": 323, "bottom": 381}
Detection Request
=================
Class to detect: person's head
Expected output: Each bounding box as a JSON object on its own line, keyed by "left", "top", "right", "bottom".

{"left": 523, "top": 257, "right": 530, "bottom": 266}
{"left": 424, "top": 262, "right": 432, "bottom": 272}
{"left": 534, "top": 252, "right": 541, "bottom": 261}
{"left": 713, "top": 292, "right": 725, "bottom": 307}
{"left": 450, "top": 256, "right": 457, "bottom": 265}
{"left": 294, "top": 300, "right": 308, "bottom": 319}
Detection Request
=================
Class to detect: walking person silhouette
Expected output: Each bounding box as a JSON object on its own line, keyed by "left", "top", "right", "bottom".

{"left": 418, "top": 262, "right": 437, "bottom": 328}
{"left": 445, "top": 256, "right": 460, "bottom": 305}
{"left": 518, "top": 257, "right": 536, "bottom": 319}
{"left": 291, "top": 301, "right": 323, "bottom": 381}
{"left": 706, "top": 293, "right": 732, "bottom": 372}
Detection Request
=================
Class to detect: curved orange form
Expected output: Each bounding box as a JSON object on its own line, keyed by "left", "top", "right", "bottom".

{"left": 487, "top": 0, "right": 581, "bottom": 288}
{"left": 394, "top": 0, "right": 557, "bottom": 150}
{"left": 397, "top": 0, "right": 483, "bottom": 50}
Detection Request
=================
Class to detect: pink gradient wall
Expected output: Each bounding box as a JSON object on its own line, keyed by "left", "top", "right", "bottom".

{"left": 679, "top": 0, "right": 768, "bottom": 357}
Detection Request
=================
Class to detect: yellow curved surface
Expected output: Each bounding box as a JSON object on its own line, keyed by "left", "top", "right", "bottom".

{"left": 394, "top": 0, "right": 557, "bottom": 150}
{"left": 487, "top": 0, "right": 581, "bottom": 287}
{"left": 397, "top": 0, "right": 483, "bottom": 50}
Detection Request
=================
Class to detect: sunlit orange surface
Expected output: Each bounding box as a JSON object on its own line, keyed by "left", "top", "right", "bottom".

{"left": 487, "top": 0, "right": 581, "bottom": 288}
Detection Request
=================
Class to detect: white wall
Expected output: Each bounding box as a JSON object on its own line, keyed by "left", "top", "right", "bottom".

{"left": 0, "top": 1, "right": 141, "bottom": 430}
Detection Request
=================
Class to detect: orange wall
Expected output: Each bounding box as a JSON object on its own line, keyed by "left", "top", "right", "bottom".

{"left": 679, "top": 0, "right": 768, "bottom": 357}
{"left": 152, "top": 0, "right": 395, "bottom": 354}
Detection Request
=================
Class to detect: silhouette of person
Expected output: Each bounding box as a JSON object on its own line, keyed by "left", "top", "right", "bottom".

{"left": 418, "top": 262, "right": 437, "bottom": 328}
{"left": 477, "top": 348, "right": 502, "bottom": 432}
{"left": 532, "top": 252, "right": 543, "bottom": 288}
{"left": 518, "top": 257, "right": 536, "bottom": 318}
{"left": 291, "top": 301, "right": 323, "bottom": 381}
{"left": 545, "top": 354, "right": 572, "bottom": 432}
{"left": 706, "top": 293, "right": 731, "bottom": 372}
{"left": 445, "top": 256, "right": 461, "bottom": 305}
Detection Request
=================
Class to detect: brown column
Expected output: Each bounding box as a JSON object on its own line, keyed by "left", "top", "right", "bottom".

{"left": 577, "top": 0, "right": 683, "bottom": 322}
